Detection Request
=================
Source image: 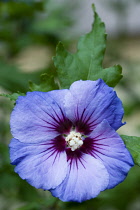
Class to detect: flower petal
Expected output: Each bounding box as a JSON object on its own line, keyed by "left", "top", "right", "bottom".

{"left": 83, "top": 120, "right": 134, "bottom": 189}
{"left": 51, "top": 153, "right": 109, "bottom": 202}
{"left": 10, "top": 90, "right": 72, "bottom": 143}
{"left": 64, "top": 79, "right": 125, "bottom": 134}
{"left": 9, "top": 138, "right": 68, "bottom": 190}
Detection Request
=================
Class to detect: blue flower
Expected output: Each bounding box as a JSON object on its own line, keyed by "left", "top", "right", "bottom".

{"left": 9, "top": 79, "right": 134, "bottom": 202}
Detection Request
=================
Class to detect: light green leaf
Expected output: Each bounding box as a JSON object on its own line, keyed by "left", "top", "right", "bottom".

{"left": 29, "top": 72, "right": 58, "bottom": 92}
{"left": 53, "top": 4, "right": 122, "bottom": 89}
{"left": 121, "top": 135, "right": 140, "bottom": 166}
{"left": 0, "top": 92, "right": 25, "bottom": 101}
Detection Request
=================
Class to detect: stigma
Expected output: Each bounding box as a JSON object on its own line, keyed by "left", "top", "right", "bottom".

{"left": 65, "top": 131, "right": 83, "bottom": 151}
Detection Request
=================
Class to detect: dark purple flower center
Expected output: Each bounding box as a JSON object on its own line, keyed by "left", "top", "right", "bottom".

{"left": 75, "top": 120, "right": 91, "bottom": 135}
{"left": 50, "top": 116, "right": 97, "bottom": 163}
{"left": 56, "top": 118, "right": 73, "bottom": 134}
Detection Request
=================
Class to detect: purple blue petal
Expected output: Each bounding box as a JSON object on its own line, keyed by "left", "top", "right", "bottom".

{"left": 64, "top": 79, "right": 125, "bottom": 134}
{"left": 10, "top": 90, "right": 71, "bottom": 144}
{"left": 9, "top": 138, "right": 68, "bottom": 190}
{"left": 51, "top": 153, "right": 109, "bottom": 202}
{"left": 83, "top": 120, "right": 134, "bottom": 188}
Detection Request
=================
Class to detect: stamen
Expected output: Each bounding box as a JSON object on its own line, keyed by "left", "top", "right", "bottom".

{"left": 65, "top": 131, "right": 83, "bottom": 151}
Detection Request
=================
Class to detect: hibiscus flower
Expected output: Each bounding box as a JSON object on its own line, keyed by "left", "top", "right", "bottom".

{"left": 9, "top": 79, "right": 134, "bottom": 202}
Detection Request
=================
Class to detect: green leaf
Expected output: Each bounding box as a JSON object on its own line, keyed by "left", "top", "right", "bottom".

{"left": 53, "top": 4, "right": 122, "bottom": 89}
{"left": 121, "top": 135, "right": 140, "bottom": 166}
{"left": 0, "top": 92, "right": 25, "bottom": 101}
{"left": 29, "top": 71, "right": 58, "bottom": 92}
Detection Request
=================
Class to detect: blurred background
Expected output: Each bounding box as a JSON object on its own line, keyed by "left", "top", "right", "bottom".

{"left": 0, "top": 0, "right": 140, "bottom": 209}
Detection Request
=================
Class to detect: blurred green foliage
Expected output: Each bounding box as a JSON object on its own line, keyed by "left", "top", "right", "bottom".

{"left": 0, "top": 1, "right": 140, "bottom": 210}
{"left": 0, "top": 0, "right": 73, "bottom": 58}
{"left": 0, "top": 0, "right": 74, "bottom": 93}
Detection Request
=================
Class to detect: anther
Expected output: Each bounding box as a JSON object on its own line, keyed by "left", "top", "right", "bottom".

{"left": 65, "top": 131, "right": 83, "bottom": 151}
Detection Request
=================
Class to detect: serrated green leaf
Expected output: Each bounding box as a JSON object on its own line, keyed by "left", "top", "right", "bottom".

{"left": 29, "top": 71, "right": 58, "bottom": 92}
{"left": 53, "top": 4, "right": 122, "bottom": 88}
{"left": 121, "top": 135, "right": 140, "bottom": 166}
{"left": 0, "top": 92, "right": 25, "bottom": 101}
